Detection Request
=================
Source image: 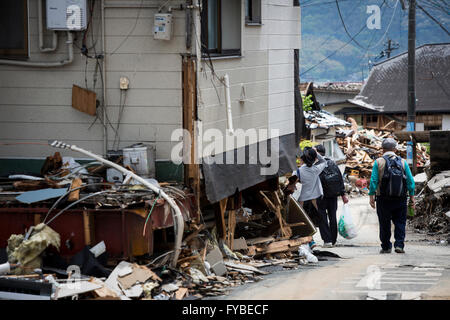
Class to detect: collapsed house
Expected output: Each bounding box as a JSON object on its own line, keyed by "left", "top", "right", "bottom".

{"left": 0, "top": 1, "right": 314, "bottom": 299}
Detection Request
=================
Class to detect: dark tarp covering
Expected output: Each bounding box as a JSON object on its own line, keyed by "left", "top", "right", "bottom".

{"left": 202, "top": 133, "right": 298, "bottom": 203}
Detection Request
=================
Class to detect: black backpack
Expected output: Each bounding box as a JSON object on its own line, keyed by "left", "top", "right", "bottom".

{"left": 380, "top": 155, "right": 407, "bottom": 198}
{"left": 319, "top": 159, "right": 344, "bottom": 198}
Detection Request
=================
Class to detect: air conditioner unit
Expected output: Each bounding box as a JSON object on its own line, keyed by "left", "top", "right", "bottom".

{"left": 46, "top": 0, "right": 88, "bottom": 31}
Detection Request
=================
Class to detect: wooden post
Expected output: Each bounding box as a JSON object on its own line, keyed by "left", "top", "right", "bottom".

{"left": 227, "top": 209, "right": 236, "bottom": 249}
{"left": 214, "top": 197, "right": 228, "bottom": 240}
{"left": 34, "top": 214, "right": 41, "bottom": 226}
{"left": 182, "top": 55, "right": 201, "bottom": 222}
{"left": 82, "top": 210, "right": 95, "bottom": 246}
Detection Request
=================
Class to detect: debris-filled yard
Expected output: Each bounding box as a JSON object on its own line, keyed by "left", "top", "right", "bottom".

{"left": 0, "top": 145, "right": 318, "bottom": 300}
{"left": 1, "top": 119, "right": 447, "bottom": 301}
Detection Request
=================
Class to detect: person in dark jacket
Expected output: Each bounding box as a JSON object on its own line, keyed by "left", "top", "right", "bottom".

{"left": 315, "top": 144, "right": 348, "bottom": 248}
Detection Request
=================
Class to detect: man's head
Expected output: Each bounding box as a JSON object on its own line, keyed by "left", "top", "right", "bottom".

{"left": 382, "top": 138, "right": 397, "bottom": 152}
{"left": 315, "top": 144, "right": 326, "bottom": 156}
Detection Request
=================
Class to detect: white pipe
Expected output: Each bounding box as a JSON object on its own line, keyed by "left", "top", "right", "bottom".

{"left": 38, "top": 0, "right": 58, "bottom": 52}
{"left": 0, "top": 262, "right": 11, "bottom": 275}
{"left": 48, "top": 140, "right": 184, "bottom": 268}
{"left": 223, "top": 74, "right": 234, "bottom": 133}
{"left": 0, "top": 32, "right": 73, "bottom": 67}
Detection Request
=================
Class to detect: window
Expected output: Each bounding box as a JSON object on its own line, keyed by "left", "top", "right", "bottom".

{"left": 0, "top": 0, "right": 28, "bottom": 59}
{"left": 201, "top": 0, "right": 241, "bottom": 57}
{"left": 245, "top": 0, "right": 261, "bottom": 25}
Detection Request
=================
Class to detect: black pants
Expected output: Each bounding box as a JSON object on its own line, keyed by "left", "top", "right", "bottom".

{"left": 317, "top": 197, "right": 338, "bottom": 244}
{"left": 376, "top": 196, "right": 407, "bottom": 250}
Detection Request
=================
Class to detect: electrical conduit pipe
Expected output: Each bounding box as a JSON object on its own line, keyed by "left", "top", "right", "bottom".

{"left": 48, "top": 140, "right": 184, "bottom": 268}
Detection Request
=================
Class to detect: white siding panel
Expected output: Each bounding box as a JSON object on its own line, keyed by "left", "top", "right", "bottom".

{"left": 268, "top": 35, "right": 301, "bottom": 50}
{"left": 268, "top": 77, "right": 294, "bottom": 95}
{"left": 0, "top": 105, "right": 181, "bottom": 125}
{"left": 269, "top": 92, "right": 294, "bottom": 109}
{"left": 268, "top": 49, "right": 293, "bottom": 64}
{"left": 266, "top": 6, "right": 300, "bottom": 21}
{"left": 269, "top": 64, "right": 293, "bottom": 79}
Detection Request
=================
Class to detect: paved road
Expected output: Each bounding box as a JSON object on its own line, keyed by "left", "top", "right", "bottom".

{"left": 221, "top": 196, "right": 450, "bottom": 300}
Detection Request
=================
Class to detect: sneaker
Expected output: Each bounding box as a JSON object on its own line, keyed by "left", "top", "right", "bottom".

{"left": 395, "top": 247, "right": 405, "bottom": 253}
{"left": 309, "top": 241, "right": 317, "bottom": 250}
{"left": 323, "top": 242, "right": 333, "bottom": 248}
{"left": 380, "top": 249, "right": 392, "bottom": 254}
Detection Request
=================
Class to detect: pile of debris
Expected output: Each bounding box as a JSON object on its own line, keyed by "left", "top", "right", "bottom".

{"left": 304, "top": 110, "right": 350, "bottom": 130}
{"left": 0, "top": 146, "right": 320, "bottom": 299}
{"left": 335, "top": 120, "right": 430, "bottom": 182}
{"left": 409, "top": 170, "right": 450, "bottom": 239}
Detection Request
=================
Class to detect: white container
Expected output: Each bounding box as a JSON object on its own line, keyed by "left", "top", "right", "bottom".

{"left": 154, "top": 13, "right": 173, "bottom": 40}
{"left": 122, "top": 144, "right": 156, "bottom": 178}
{"left": 107, "top": 168, "right": 124, "bottom": 183}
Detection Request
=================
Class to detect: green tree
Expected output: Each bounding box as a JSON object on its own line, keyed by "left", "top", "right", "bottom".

{"left": 302, "top": 94, "right": 314, "bottom": 111}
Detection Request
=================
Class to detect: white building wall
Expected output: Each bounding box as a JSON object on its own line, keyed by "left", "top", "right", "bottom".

{"left": 0, "top": 0, "right": 185, "bottom": 160}
{"left": 0, "top": 0, "right": 301, "bottom": 161}
{"left": 197, "top": 0, "right": 301, "bottom": 155}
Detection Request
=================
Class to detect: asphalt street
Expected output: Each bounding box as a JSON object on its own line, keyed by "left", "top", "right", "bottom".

{"left": 220, "top": 196, "right": 450, "bottom": 300}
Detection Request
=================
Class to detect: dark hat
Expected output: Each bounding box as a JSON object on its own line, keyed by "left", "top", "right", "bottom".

{"left": 382, "top": 138, "right": 397, "bottom": 150}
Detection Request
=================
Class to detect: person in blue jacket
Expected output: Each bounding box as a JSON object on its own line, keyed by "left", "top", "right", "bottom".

{"left": 369, "top": 138, "right": 415, "bottom": 254}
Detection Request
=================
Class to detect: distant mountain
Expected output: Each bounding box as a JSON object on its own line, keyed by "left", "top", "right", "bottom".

{"left": 300, "top": 0, "right": 450, "bottom": 82}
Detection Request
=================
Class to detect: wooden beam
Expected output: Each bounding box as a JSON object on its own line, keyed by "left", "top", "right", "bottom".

{"left": 82, "top": 210, "right": 95, "bottom": 246}
{"left": 214, "top": 198, "right": 228, "bottom": 240}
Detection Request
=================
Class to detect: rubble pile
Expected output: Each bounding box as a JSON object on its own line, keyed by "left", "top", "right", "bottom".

{"left": 335, "top": 125, "right": 430, "bottom": 187}
{"left": 0, "top": 150, "right": 320, "bottom": 300}
{"left": 409, "top": 170, "right": 450, "bottom": 238}
{"left": 304, "top": 110, "right": 350, "bottom": 129}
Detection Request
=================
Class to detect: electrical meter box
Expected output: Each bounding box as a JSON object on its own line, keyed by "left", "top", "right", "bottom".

{"left": 122, "top": 144, "right": 156, "bottom": 178}
{"left": 154, "top": 13, "right": 173, "bottom": 40}
{"left": 46, "top": 0, "right": 88, "bottom": 31}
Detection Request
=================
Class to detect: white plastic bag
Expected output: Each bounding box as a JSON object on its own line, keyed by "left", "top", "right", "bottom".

{"left": 298, "top": 244, "right": 318, "bottom": 263}
{"left": 338, "top": 203, "right": 358, "bottom": 239}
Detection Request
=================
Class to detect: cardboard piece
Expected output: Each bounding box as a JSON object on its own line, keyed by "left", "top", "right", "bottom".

{"left": 118, "top": 264, "right": 161, "bottom": 290}
{"left": 232, "top": 237, "right": 248, "bottom": 251}
{"left": 72, "top": 85, "right": 97, "bottom": 116}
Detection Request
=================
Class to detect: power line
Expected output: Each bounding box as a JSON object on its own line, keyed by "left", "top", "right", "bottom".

{"left": 300, "top": 23, "right": 367, "bottom": 76}
{"left": 315, "top": 0, "right": 364, "bottom": 50}
{"left": 417, "top": 2, "right": 450, "bottom": 35}
{"left": 335, "top": 0, "right": 366, "bottom": 49}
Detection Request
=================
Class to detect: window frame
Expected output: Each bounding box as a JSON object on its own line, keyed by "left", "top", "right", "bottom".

{"left": 201, "top": 0, "right": 242, "bottom": 58}
{"left": 0, "top": 0, "right": 29, "bottom": 59}
{"left": 245, "top": 0, "right": 262, "bottom": 26}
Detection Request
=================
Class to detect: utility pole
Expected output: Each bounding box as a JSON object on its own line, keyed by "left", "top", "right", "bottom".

{"left": 384, "top": 39, "right": 400, "bottom": 59}
{"left": 400, "top": 0, "right": 417, "bottom": 174}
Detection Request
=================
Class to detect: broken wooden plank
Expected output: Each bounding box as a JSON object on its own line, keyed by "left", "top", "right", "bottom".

{"left": 224, "top": 261, "right": 269, "bottom": 275}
